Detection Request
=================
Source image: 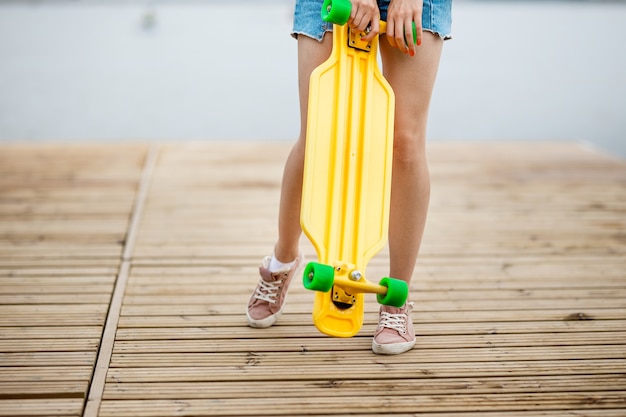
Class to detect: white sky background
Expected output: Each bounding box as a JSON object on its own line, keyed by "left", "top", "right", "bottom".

{"left": 0, "top": 0, "right": 624, "bottom": 157}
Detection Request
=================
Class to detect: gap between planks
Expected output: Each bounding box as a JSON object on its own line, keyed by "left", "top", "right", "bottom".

{"left": 82, "top": 144, "right": 159, "bottom": 417}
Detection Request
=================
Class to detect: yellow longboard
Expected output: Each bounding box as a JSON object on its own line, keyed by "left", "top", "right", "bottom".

{"left": 301, "top": 1, "right": 408, "bottom": 338}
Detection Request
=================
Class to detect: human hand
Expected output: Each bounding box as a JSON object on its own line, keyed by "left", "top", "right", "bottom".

{"left": 348, "top": 0, "right": 380, "bottom": 42}
{"left": 386, "top": 0, "right": 423, "bottom": 56}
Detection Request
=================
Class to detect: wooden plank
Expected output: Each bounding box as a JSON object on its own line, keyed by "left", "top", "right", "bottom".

{"left": 108, "top": 345, "right": 626, "bottom": 368}
{"left": 0, "top": 382, "right": 86, "bottom": 399}
{"left": 102, "top": 358, "right": 623, "bottom": 382}
{"left": 0, "top": 399, "right": 83, "bottom": 416}
{"left": 117, "top": 288, "right": 626, "bottom": 303}
{"left": 118, "top": 299, "right": 626, "bottom": 315}
{"left": 0, "top": 304, "right": 109, "bottom": 316}
{"left": 0, "top": 326, "right": 103, "bottom": 340}
{"left": 126, "top": 257, "right": 626, "bottom": 277}
{"left": 0, "top": 315, "right": 106, "bottom": 327}
{"left": 110, "top": 333, "right": 626, "bottom": 353}
{"left": 122, "top": 275, "right": 626, "bottom": 291}
{"left": 112, "top": 325, "right": 626, "bottom": 343}
{"left": 0, "top": 285, "right": 114, "bottom": 295}
{"left": 0, "top": 267, "right": 120, "bottom": 276}
{"left": 116, "top": 313, "right": 626, "bottom": 328}
{"left": 121, "top": 278, "right": 626, "bottom": 294}
{"left": 130, "top": 246, "right": 625, "bottom": 259}
{"left": 0, "top": 367, "right": 93, "bottom": 383}
{"left": 0, "top": 339, "right": 100, "bottom": 352}
{"left": 0, "top": 294, "right": 113, "bottom": 304}
{"left": 103, "top": 374, "right": 626, "bottom": 399}
{"left": 0, "top": 219, "right": 130, "bottom": 233}
{"left": 0, "top": 351, "right": 96, "bottom": 367}
{"left": 97, "top": 393, "right": 626, "bottom": 416}
{"left": 0, "top": 249, "right": 123, "bottom": 259}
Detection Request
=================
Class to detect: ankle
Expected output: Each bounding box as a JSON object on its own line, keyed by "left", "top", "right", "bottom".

{"left": 272, "top": 245, "right": 300, "bottom": 266}
{"left": 268, "top": 254, "right": 297, "bottom": 273}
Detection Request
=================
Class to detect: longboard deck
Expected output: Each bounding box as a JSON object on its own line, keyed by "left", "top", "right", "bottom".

{"left": 301, "top": 23, "right": 395, "bottom": 337}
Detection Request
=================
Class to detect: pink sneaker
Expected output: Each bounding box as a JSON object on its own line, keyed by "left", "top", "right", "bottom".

{"left": 246, "top": 254, "right": 304, "bottom": 328}
{"left": 372, "top": 302, "right": 416, "bottom": 355}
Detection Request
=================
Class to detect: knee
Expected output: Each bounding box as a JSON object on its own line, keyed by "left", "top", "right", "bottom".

{"left": 392, "top": 129, "right": 431, "bottom": 194}
{"left": 392, "top": 129, "right": 427, "bottom": 167}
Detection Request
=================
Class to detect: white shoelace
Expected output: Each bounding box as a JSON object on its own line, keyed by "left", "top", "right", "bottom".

{"left": 379, "top": 302, "right": 414, "bottom": 334}
{"left": 379, "top": 311, "right": 408, "bottom": 334}
{"left": 253, "top": 279, "right": 283, "bottom": 304}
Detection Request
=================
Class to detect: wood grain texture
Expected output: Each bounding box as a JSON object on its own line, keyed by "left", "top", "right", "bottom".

{"left": 1, "top": 141, "right": 624, "bottom": 416}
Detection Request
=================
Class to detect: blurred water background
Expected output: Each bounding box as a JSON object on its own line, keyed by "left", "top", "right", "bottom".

{"left": 0, "top": 0, "right": 625, "bottom": 158}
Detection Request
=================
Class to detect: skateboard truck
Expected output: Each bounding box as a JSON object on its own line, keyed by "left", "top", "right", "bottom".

{"left": 332, "top": 265, "right": 360, "bottom": 308}
{"left": 332, "top": 264, "right": 356, "bottom": 308}
{"left": 348, "top": 27, "right": 372, "bottom": 52}
{"left": 304, "top": 261, "right": 408, "bottom": 308}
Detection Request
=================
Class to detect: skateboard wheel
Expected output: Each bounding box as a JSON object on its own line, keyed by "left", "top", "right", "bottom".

{"left": 409, "top": 22, "right": 418, "bottom": 45}
{"left": 321, "top": 0, "right": 351, "bottom": 25}
{"left": 303, "top": 262, "right": 334, "bottom": 292}
{"left": 377, "top": 277, "right": 408, "bottom": 308}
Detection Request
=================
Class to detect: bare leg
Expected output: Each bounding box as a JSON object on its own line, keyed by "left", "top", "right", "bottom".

{"left": 273, "top": 34, "right": 333, "bottom": 263}
{"left": 380, "top": 32, "right": 444, "bottom": 284}
{"left": 247, "top": 35, "right": 333, "bottom": 328}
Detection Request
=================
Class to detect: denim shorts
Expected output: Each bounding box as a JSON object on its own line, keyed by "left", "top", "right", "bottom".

{"left": 292, "top": 0, "right": 452, "bottom": 41}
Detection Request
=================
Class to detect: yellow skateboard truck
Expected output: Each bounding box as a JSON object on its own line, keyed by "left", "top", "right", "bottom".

{"left": 300, "top": 0, "right": 409, "bottom": 338}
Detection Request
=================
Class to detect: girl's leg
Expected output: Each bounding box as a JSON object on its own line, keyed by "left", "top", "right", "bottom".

{"left": 273, "top": 34, "right": 333, "bottom": 263}
{"left": 247, "top": 34, "right": 332, "bottom": 328}
{"left": 380, "top": 31, "right": 443, "bottom": 284}
{"left": 372, "top": 32, "right": 443, "bottom": 354}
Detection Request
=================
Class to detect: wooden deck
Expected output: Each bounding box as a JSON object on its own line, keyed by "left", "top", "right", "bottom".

{"left": 1, "top": 141, "right": 625, "bottom": 416}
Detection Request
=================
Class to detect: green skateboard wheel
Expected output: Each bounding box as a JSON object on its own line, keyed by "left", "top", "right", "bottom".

{"left": 376, "top": 277, "right": 408, "bottom": 307}
{"left": 303, "top": 262, "right": 335, "bottom": 292}
{"left": 321, "top": 0, "right": 352, "bottom": 25}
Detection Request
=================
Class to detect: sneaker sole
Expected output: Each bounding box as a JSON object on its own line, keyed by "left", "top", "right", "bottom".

{"left": 372, "top": 339, "right": 416, "bottom": 355}
{"left": 246, "top": 303, "right": 285, "bottom": 329}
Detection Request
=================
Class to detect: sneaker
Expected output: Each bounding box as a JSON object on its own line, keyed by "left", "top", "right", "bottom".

{"left": 246, "top": 253, "right": 304, "bottom": 328}
{"left": 372, "top": 302, "right": 416, "bottom": 355}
